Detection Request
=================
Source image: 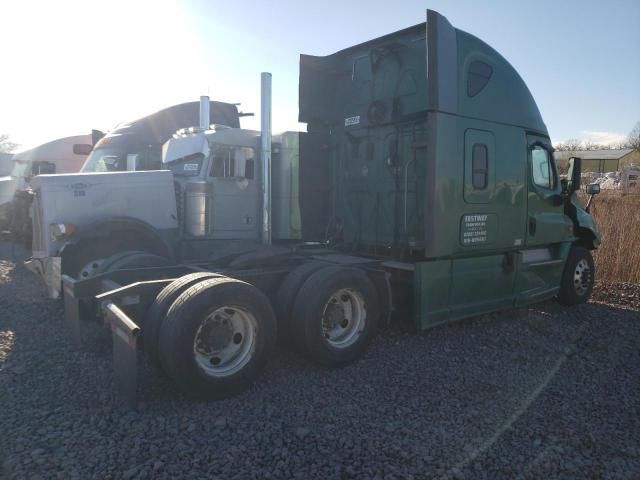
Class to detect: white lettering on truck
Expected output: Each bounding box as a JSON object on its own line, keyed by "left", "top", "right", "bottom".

{"left": 344, "top": 116, "right": 360, "bottom": 127}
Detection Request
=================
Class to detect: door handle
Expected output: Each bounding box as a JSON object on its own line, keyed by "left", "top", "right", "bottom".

{"left": 529, "top": 216, "right": 537, "bottom": 236}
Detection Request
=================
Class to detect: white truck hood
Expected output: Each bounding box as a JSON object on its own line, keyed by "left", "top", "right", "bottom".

{"left": 30, "top": 170, "right": 178, "bottom": 258}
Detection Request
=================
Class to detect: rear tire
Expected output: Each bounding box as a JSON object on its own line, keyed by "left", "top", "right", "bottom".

{"left": 558, "top": 246, "right": 595, "bottom": 305}
{"left": 158, "top": 277, "right": 277, "bottom": 399}
{"left": 144, "top": 272, "right": 223, "bottom": 365}
{"left": 291, "top": 266, "right": 380, "bottom": 367}
{"left": 275, "top": 261, "right": 326, "bottom": 342}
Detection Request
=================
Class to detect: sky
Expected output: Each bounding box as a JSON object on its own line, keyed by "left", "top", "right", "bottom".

{"left": 1, "top": 0, "right": 638, "bottom": 152}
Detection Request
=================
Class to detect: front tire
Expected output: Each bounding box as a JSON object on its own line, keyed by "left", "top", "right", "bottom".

{"left": 77, "top": 250, "right": 171, "bottom": 279}
{"left": 558, "top": 246, "right": 595, "bottom": 305}
{"left": 158, "top": 277, "right": 277, "bottom": 399}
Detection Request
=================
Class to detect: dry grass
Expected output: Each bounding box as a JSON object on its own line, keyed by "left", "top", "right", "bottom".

{"left": 581, "top": 191, "right": 640, "bottom": 283}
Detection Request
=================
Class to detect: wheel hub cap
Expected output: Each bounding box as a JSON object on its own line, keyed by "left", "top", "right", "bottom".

{"left": 573, "top": 259, "right": 592, "bottom": 296}
{"left": 321, "top": 288, "right": 367, "bottom": 349}
{"left": 79, "top": 259, "right": 105, "bottom": 279}
{"left": 193, "top": 306, "right": 256, "bottom": 377}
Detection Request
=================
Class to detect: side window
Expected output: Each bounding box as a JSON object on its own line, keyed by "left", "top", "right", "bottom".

{"left": 531, "top": 146, "right": 555, "bottom": 189}
{"left": 467, "top": 60, "right": 493, "bottom": 97}
{"left": 472, "top": 144, "right": 488, "bottom": 189}
{"left": 464, "top": 129, "right": 494, "bottom": 204}
{"left": 210, "top": 146, "right": 256, "bottom": 179}
{"left": 138, "top": 146, "right": 162, "bottom": 170}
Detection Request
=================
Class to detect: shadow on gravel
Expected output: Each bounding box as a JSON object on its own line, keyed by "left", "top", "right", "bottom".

{"left": 1, "top": 240, "right": 639, "bottom": 480}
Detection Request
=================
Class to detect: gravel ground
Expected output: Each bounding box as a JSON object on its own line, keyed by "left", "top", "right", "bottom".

{"left": 1, "top": 241, "right": 639, "bottom": 480}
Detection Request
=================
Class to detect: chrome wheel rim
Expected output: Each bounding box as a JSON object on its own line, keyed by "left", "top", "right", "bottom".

{"left": 573, "top": 258, "right": 592, "bottom": 296}
{"left": 193, "top": 305, "right": 257, "bottom": 378}
{"left": 321, "top": 288, "right": 367, "bottom": 349}
{"left": 79, "top": 258, "right": 105, "bottom": 279}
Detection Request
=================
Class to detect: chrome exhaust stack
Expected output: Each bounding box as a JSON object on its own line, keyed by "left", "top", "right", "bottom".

{"left": 260, "top": 72, "right": 272, "bottom": 245}
{"left": 199, "top": 95, "right": 210, "bottom": 130}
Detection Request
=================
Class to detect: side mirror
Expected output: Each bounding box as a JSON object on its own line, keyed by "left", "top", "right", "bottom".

{"left": 586, "top": 183, "right": 600, "bottom": 195}
{"left": 567, "top": 157, "right": 581, "bottom": 193}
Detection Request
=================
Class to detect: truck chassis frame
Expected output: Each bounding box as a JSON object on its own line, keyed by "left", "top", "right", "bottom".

{"left": 61, "top": 253, "right": 392, "bottom": 409}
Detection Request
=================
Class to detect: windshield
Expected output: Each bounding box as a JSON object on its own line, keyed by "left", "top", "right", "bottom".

{"left": 82, "top": 147, "right": 127, "bottom": 172}
{"left": 82, "top": 132, "right": 140, "bottom": 172}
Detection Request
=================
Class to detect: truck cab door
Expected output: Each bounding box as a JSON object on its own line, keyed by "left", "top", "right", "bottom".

{"left": 525, "top": 136, "right": 571, "bottom": 246}
{"left": 517, "top": 135, "right": 573, "bottom": 304}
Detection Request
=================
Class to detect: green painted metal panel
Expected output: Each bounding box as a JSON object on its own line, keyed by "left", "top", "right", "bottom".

{"left": 450, "top": 254, "right": 515, "bottom": 310}
{"left": 272, "top": 132, "right": 301, "bottom": 240}
{"left": 515, "top": 242, "right": 571, "bottom": 306}
{"left": 456, "top": 31, "right": 547, "bottom": 134}
{"left": 414, "top": 260, "right": 451, "bottom": 330}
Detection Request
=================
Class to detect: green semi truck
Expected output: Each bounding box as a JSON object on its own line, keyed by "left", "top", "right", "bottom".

{"left": 28, "top": 10, "right": 601, "bottom": 405}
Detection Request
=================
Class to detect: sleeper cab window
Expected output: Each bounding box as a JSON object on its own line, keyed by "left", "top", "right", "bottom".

{"left": 531, "top": 146, "right": 555, "bottom": 189}
{"left": 467, "top": 60, "right": 493, "bottom": 97}
{"left": 472, "top": 143, "right": 488, "bottom": 189}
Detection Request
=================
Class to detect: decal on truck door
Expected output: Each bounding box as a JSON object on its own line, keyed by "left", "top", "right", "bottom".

{"left": 344, "top": 116, "right": 360, "bottom": 127}
{"left": 460, "top": 213, "right": 497, "bottom": 245}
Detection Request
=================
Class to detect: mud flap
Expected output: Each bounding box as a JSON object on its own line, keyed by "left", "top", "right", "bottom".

{"left": 62, "top": 274, "right": 100, "bottom": 347}
{"left": 102, "top": 301, "right": 140, "bottom": 410}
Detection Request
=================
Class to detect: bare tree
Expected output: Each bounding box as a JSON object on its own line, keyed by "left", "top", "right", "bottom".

{"left": 554, "top": 138, "right": 584, "bottom": 152}
{"left": 0, "top": 133, "right": 18, "bottom": 153}
{"left": 611, "top": 140, "right": 631, "bottom": 150}
{"left": 627, "top": 121, "right": 640, "bottom": 150}
{"left": 555, "top": 136, "right": 633, "bottom": 152}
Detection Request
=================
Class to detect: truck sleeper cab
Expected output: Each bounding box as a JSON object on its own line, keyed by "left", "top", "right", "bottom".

{"left": 298, "top": 10, "right": 600, "bottom": 329}
{"left": 35, "top": 10, "right": 600, "bottom": 404}
{"left": 81, "top": 100, "right": 242, "bottom": 173}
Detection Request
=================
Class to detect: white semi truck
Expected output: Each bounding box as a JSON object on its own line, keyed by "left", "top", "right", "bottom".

{"left": 27, "top": 83, "right": 299, "bottom": 299}
{"left": 0, "top": 135, "right": 92, "bottom": 240}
